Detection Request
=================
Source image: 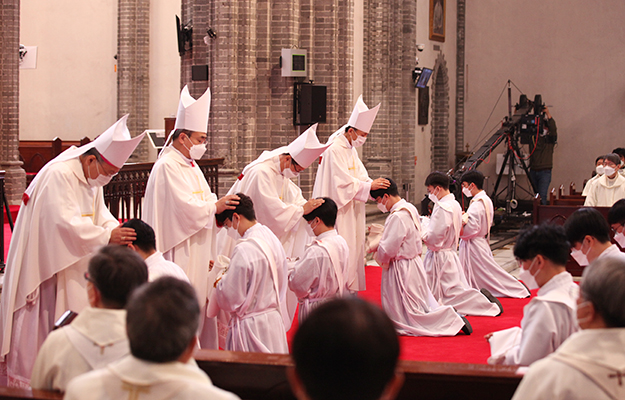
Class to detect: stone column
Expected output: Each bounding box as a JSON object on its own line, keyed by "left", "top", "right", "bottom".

{"left": 117, "top": 0, "right": 150, "bottom": 161}
{"left": 0, "top": 0, "right": 26, "bottom": 204}
{"left": 455, "top": 0, "right": 466, "bottom": 154}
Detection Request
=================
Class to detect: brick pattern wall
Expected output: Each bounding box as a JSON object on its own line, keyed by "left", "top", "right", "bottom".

{"left": 0, "top": 0, "right": 26, "bottom": 203}
{"left": 431, "top": 53, "right": 450, "bottom": 172}
{"left": 117, "top": 0, "right": 150, "bottom": 162}
{"left": 181, "top": 0, "right": 354, "bottom": 198}
{"left": 363, "top": 0, "right": 417, "bottom": 201}
{"left": 455, "top": 0, "right": 465, "bottom": 154}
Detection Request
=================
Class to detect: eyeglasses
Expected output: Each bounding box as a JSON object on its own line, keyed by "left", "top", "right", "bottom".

{"left": 84, "top": 272, "right": 94, "bottom": 283}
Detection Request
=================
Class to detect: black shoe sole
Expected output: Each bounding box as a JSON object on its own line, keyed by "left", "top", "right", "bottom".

{"left": 481, "top": 288, "right": 504, "bottom": 316}
{"left": 460, "top": 316, "right": 472, "bottom": 335}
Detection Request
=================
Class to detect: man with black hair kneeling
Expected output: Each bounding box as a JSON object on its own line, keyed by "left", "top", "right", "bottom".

{"left": 288, "top": 197, "right": 349, "bottom": 323}
{"left": 487, "top": 224, "right": 579, "bottom": 366}
{"left": 214, "top": 193, "right": 290, "bottom": 353}
{"left": 64, "top": 277, "right": 239, "bottom": 400}
{"left": 288, "top": 298, "right": 404, "bottom": 400}
{"left": 370, "top": 178, "right": 471, "bottom": 336}
{"left": 31, "top": 245, "right": 148, "bottom": 392}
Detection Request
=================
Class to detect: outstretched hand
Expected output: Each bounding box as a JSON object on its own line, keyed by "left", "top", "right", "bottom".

{"left": 110, "top": 225, "right": 136, "bottom": 245}
{"left": 216, "top": 194, "right": 240, "bottom": 214}
{"left": 371, "top": 178, "right": 391, "bottom": 191}
{"left": 303, "top": 198, "right": 325, "bottom": 215}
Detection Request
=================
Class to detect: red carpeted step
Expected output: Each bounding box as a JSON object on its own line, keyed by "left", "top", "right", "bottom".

{"left": 288, "top": 264, "right": 533, "bottom": 365}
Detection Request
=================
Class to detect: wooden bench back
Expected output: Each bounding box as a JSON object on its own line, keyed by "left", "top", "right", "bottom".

{"left": 19, "top": 138, "right": 90, "bottom": 174}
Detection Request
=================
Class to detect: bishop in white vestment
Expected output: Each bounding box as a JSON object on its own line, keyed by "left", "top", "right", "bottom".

{"left": 0, "top": 116, "right": 144, "bottom": 387}
{"left": 142, "top": 86, "right": 238, "bottom": 349}
{"left": 312, "top": 95, "right": 389, "bottom": 292}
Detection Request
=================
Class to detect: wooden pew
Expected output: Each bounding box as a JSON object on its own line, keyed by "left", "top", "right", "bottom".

{"left": 195, "top": 350, "right": 522, "bottom": 400}
{"left": 0, "top": 387, "right": 61, "bottom": 400}
{"left": 19, "top": 138, "right": 90, "bottom": 174}
{"left": 103, "top": 158, "right": 224, "bottom": 221}
{"left": 532, "top": 197, "right": 613, "bottom": 276}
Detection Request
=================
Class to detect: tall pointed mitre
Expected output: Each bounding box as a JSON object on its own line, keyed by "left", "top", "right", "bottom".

{"left": 174, "top": 85, "right": 211, "bottom": 133}
{"left": 347, "top": 95, "right": 381, "bottom": 133}
{"left": 91, "top": 114, "right": 145, "bottom": 168}
{"left": 287, "top": 124, "right": 331, "bottom": 168}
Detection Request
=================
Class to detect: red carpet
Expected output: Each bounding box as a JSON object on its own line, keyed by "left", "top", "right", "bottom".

{"left": 288, "top": 265, "right": 534, "bottom": 365}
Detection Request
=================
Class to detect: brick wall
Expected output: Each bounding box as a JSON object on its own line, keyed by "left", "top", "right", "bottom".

{"left": 181, "top": 0, "right": 354, "bottom": 198}
{"left": 431, "top": 53, "right": 450, "bottom": 172}
{"left": 117, "top": 0, "right": 150, "bottom": 162}
{"left": 0, "top": 0, "right": 26, "bottom": 204}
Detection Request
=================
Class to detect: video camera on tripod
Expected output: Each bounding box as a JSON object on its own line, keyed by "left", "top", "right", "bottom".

{"left": 516, "top": 94, "right": 554, "bottom": 145}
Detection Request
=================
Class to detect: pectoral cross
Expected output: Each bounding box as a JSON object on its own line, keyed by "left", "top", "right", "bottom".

{"left": 609, "top": 371, "right": 625, "bottom": 386}
{"left": 121, "top": 382, "right": 150, "bottom": 400}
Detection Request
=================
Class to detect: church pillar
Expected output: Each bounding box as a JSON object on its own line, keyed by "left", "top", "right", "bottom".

{"left": 117, "top": 0, "right": 150, "bottom": 161}
{"left": 0, "top": 0, "right": 26, "bottom": 204}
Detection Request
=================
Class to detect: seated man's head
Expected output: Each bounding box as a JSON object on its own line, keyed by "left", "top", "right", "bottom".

{"left": 370, "top": 178, "right": 400, "bottom": 213}
{"left": 594, "top": 155, "right": 605, "bottom": 175}
{"left": 577, "top": 256, "right": 625, "bottom": 329}
{"left": 611, "top": 147, "right": 625, "bottom": 166}
{"left": 564, "top": 208, "right": 612, "bottom": 264}
{"left": 126, "top": 277, "right": 200, "bottom": 363}
{"left": 215, "top": 193, "right": 256, "bottom": 237}
{"left": 608, "top": 199, "right": 625, "bottom": 247}
{"left": 122, "top": 219, "right": 157, "bottom": 259}
{"left": 601, "top": 153, "right": 621, "bottom": 179}
{"left": 87, "top": 245, "right": 148, "bottom": 309}
{"left": 303, "top": 197, "right": 338, "bottom": 236}
{"left": 460, "top": 170, "right": 485, "bottom": 198}
{"left": 289, "top": 298, "right": 403, "bottom": 400}
{"left": 425, "top": 172, "right": 450, "bottom": 201}
{"left": 513, "top": 224, "right": 570, "bottom": 289}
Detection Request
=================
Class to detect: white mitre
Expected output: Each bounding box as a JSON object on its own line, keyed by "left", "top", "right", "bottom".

{"left": 347, "top": 95, "right": 381, "bottom": 133}
{"left": 174, "top": 85, "right": 211, "bottom": 133}
{"left": 91, "top": 114, "right": 145, "bottom": 168}
{"left": 287, "top": 124, "right": 331, "bottom": 168}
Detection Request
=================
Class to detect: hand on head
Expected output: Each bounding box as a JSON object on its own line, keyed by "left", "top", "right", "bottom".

{"left": 110, "top": 225, "right": 137, "bottom": 245}
{"left": 216, "top": 194, "right": 240, "bottom": 214}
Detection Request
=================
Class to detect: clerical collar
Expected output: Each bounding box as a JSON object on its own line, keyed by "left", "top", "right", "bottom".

{"left": 171, "top": 146, "right": 195, "bottom": 167}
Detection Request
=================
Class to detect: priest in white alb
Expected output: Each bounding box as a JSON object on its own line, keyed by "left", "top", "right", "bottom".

{"left": 370, "top": 178, "right": 470, "bottom": 337}
{"left": 487, "top": 224, "right": 579, "bottom": 366}
{"left": 142, "top": 85, "right": 239, "bottom": 349}
{"left": 288, "top": 197, "right": 349, "bottom": 323}
{"left": 422, "top": 172, "right": 502, "bottom": 317}
{"left": 214, "top": 194, "right": 290, "bottom": 353}
{"left": 0, "top": 115, "right": 144, "bottom": 387}
{"left": 459, "top": 170, "right": 530, "bottom": 298}
{"left": 312, "top": 95, "right": 390, "bottom": 292}
{"left": 584, "top": 153, "right": 625, "bottom": 207}
{"left": 219, "top": 123, "right": 330, "bottom": 260}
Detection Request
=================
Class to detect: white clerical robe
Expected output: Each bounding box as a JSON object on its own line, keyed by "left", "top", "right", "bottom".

{"left": 584, "top": 174, "right": 625, "bottom": 207}
{"left": 0, "top": 158, "right": 118, "bottom": 386}
{"left": 422, "top": 193, "right": 501, "bottom": 317}
{"left": 512, "top": 329, "right": 625, "bottom": 400}
{"left": 288, "top": 229, "right": 349, "bottom": 323}
{"left": 31, "top": 307, "right": 128, "bottom": 392}
{"left": 142, "top": 147, "right": 219, "bottom": 348}
{"left": 376, "top": 200, "right": 465, "bottom": 337}
{"left": 64, "top": 355, "right": 240, "bottom": 400}
{"left": 215, "top": 224, "right": 289, "bottom": 353}
{"left": 488, "top": 271, "right": 579, "bottom": 366}
{"left": 581, "top": 173, "right": 601, "bottom": 196}
{"left": 312, "top": 133, "right": 372, "bottom": 292}
{"left": 581, "top": 245, "right": 625, "bottom": 278}
{"left": 144, "top": 252, "right": 190, "bottom": 283}
{"left": 459, "top": 191, "right": 529, "bottom": 298}
{"left": 220, "top": 152, "right": 309, "bottom": 258}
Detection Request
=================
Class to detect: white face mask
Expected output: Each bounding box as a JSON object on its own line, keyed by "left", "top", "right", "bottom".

{"left": 614, "top": 231, "right": 625, "bottom": 248}
{"left": 183, "top": 135, "right": 207, "bottom": 160}
{"left": 603, "top": 166, "right": 616, "bottom": 177}
{"left": 576, "top": 301, "right": 593, "bottom": 326}
{"left": 595, "top": 165, "right": 605, "bottom": 175}
{"left": 570, "top": 241, "right": 590, "bottom": 267}
{"left": 352, "top": 134, "right": 367, "bottom": 147}
{"left": 518, "top": 257, "right": 540, "bottom": 290}
{"left": 462, "top": 186, "right": 473, "bottom": 198}
{"left": 306, "top": 219, "right": 319, "bottom": 237}
{"left": 428, "top": 188, "right": 439, "bottom": 204}
{"left": 87, "top": 162, "right": 114, "bottom": 188}
{"left": 227, "top": 217, "right": 241, "bottom": 240}
{"left": 282, "top": 166, "right": 299, "bottom": 179}
{"left": 377, "top": 196, "right": 389, "bottom": 213}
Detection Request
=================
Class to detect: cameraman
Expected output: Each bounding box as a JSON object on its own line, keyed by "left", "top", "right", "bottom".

{"left": 529, "top": 106, "right": 557, "bottom": 205}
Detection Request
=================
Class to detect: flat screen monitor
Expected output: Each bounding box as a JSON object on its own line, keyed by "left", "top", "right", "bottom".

{"left": 416, "top": 67, "right": 433, "bottom": 88}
